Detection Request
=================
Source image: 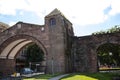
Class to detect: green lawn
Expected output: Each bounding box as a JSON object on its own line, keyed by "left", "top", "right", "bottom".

{"left": 23, "top": 72, "right": 120, "bottom": 80}
{"left": 23, "top": 74, "right": 60, "bottom": 80}
{"left": 60, "top": 72, "right": 120, "bottom": 80}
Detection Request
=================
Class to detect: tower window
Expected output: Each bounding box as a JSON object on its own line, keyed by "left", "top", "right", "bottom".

{"left": 49, "top": 18, "right": 56, "bottom": 26}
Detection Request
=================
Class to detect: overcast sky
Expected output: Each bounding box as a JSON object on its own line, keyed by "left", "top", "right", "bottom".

{"left": 0, "top": 0, "right": 120, "bottom": 36}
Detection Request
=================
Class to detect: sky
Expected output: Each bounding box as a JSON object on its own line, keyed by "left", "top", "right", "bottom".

{"left": 0, "top": 0, "right": 120, "bottom": 36}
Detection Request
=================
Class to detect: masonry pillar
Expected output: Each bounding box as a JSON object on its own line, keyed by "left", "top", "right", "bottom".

{"left": 0, "top": 59, "right": 15, "bottom": 75}
{"left": 88, "top": 48, "right": 98, "bottom": 72}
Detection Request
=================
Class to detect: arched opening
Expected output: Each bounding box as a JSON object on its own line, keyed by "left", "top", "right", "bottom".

{"left": 97, "top": 43, "right": 120, "bottom": 71}
{"left": 16, "top": 43, "right": 45, "bottom": 73}
{"left": 49, "top": 18, "right": 56, "bottom": 26}
{"left": 0, "top": 35, "right": 47, "bottom": 74}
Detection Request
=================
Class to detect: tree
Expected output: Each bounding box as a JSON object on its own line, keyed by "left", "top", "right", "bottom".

{"left": 92, "top": 25, "right": 120, "bottom": 35}
{"left": 25, "top": 43, "right": 44, "bottom": 65}
{"left": 92, "top": 25, "right": 120, "bottom": 66}
{"left": 97, "top": 43, "right": 120, "bottom": 66}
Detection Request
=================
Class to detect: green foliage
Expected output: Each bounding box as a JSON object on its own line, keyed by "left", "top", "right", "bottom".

{"left": 93, "top": 25, "right": 120, "bottom": 66}
{"left": 97, "top": 43, "right": 120, "bottom": 66}
{"left": 92, "top": 25, "right": 120, "bottom": 35}
{"left": 25, "top": 43, "right": 44, "bottom": 64}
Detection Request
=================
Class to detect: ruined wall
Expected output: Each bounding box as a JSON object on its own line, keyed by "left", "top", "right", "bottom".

{"left": 0, "top": 59, "right": 15, "bottom": 75}
{"left": 0, "top": 9, "right": 74, "bottom": 75}
{"left": 73, "top": 32, "right": 120, "bottom": 73}
{"left": 72, "top": 36, "right": 97, "bottom": 72}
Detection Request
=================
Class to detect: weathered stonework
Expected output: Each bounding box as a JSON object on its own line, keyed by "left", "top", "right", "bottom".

{"left": 0, "top": 9, "right": 120, "bottom": 75}
{"left": 0, "top": 59, "right": 15, "bottom": 75}
{"left": 72, "top": 33, "right": 120, "bottom": 72}
{"left": 0, "top": 9, "right": 73, "bottom": 75}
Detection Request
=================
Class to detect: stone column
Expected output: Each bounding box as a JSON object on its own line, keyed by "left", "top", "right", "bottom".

{"left": 88, "top": 48, "right": 98, "bottom": 73}
{"left": 0, "top": 59, "right": 15, "bottom": 75}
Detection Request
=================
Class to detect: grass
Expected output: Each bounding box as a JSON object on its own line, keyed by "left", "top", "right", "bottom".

{"left": 22, "top": 72, "right": 120, "bottom": 80}
{"left": 60, "top": 72, "right": 120, "bottom": 80}
{"left": 23, "top": 74, "right": 60, "bottom": 80}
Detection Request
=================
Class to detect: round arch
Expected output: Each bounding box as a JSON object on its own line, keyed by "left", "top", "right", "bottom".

{"left": 0, "top": 34, "right": 48, "bottom": 59}
{"left": 96, "top": 42, "right": 120, "bottom": 71}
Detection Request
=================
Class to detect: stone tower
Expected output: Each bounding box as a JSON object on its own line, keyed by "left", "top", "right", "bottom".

{"left": 45, "top": 8, "right": 74, "bottom": 73}
{"left": 0, "top": 9, "right": 74, "bottom": 75}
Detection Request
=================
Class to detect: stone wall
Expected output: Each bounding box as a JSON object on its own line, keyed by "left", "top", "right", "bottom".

{"left": 0, "top": 59, "right": 15, "bottom": 75}
{"left": 0, "top": 22, "right": 50, "bottom": 75}
{"left": 1, "top": 9, "right": 120, "bottom": 75}
{"left": 0, "top": 9, "right": 74, "bottom": 75}
{"left": 72, "top": 32, "right": 120, "bottom": 73}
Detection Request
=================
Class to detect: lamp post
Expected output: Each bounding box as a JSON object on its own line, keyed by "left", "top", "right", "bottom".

{"left": 109, "top": 52, "right": 112, "bottom": 67}
{"left": 36, "top": 64, "right": 40, "bottom": 72}
{"left": 51, "top": 57, "right": 54, "bottom": 75}
{"left": 29, "top": 62, "right": 31, "bottom": 69}
{"left": 109, "top": 52, "right": 112, "bottom": 56}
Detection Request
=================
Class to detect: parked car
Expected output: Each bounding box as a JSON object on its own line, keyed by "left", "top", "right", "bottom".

{"left": 20, "top": 68, "right": 33, "bottom": 75}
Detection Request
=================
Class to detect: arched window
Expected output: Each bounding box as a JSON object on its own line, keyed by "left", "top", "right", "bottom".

{"left": 49, "top": 18, "right": 56, "bottom": 26}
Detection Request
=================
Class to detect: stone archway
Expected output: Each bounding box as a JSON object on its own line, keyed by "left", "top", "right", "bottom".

{"left": 0, "top": 34, "right": 47, "bottom": 75}
{"left": 0, "top": 9, "right": 75, "bottom": 75}
{"left": 72, "top": 33, "right": 120, "bottom": 73}
{"left": 96, "top": 42, "right": 120, "bottom": 71}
